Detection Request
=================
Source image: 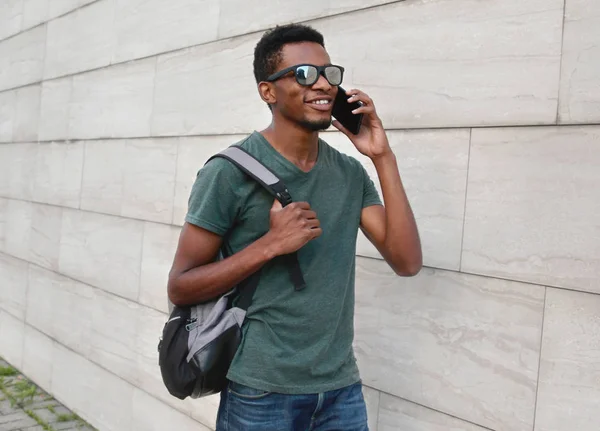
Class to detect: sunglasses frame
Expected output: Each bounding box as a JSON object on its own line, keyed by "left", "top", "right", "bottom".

{"left": 265, "top": 64, "right": 345, "bottom": 86}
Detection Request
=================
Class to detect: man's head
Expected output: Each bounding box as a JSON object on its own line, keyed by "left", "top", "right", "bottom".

{"left": 254, "top": 24, "right": 341, "bottom": 132}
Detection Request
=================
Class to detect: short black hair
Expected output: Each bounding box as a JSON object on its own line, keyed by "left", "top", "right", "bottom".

{"left": 253, "top": 24, "right": 325, "bottom": 83}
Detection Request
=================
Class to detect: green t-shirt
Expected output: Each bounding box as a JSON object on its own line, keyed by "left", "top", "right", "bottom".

{"left": 185, "top": 131, "right": 382, "bottom": 394}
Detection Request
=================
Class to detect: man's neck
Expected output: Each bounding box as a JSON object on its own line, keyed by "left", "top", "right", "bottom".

{"left": 260, "top": 121, "right": 320, "bottom": 172}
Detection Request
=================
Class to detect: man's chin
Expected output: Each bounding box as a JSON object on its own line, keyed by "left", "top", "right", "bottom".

{"left": 299, "top": 118, "right": 332, "bottom": 132}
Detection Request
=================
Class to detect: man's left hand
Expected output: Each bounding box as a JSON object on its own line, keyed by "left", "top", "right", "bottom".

{"left": 332, "top": 88, "right": 392, "bottom": 160}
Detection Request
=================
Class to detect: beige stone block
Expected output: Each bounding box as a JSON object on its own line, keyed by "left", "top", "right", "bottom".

{"left": 121, "top": 139, "right": 177, "bottom": 223}
{"left": 47, "top": 0, "right": 88, "bottom": 20}
{"left": 22, "top": 0, "right": 48, "bottom": 29}
{"left": 534, "top": 288, "right": 600, "bottom": 431}
{"left": 378, "top": 393, "right": 488, "bottom": 431}
{"left": 0, "top": 253, "right": 28, "bottom": 320}
{"left": 50, "top": 343, "right": 94, "bottom": 421}
{"left": 13, "top": 84, "right": 41, "bottom": 142}
{"left": 152, "top": 34, "right": 271, "bottom": 136}
{"left": 24, "top": 263, "right": 55, "bottom": 334}
{"left": 68, "top": 58, "right": 156, "bottom": 139}
{"left": 5, "top": 199, "right": 33, "bottom": 261}
{"left": 362, "top": 385, "right": 380, "bottom": 431}
{"left": 0, "top": 26, "right": 46, "bottom": 91}
{"left": 463, "top": 126, "right": 600, "bottom": 294}
{"left": 558, "top": 0, "right": 600, "bottom": 123}
{"left": 90, "top": 288, "right": 139, "bottom": 384}
{"left": 44, "top": 0, "right": 115, "bottom": 79}
{"left": 313, "top": 0, "right": 563, "bottom": 128}
{"left": 33, "top": 141, "right": 84, "bottom": 208}
{"left": 80, "top": 140, "right": 125, "bottom": 215}
{"left": 135, "top": 305, "right": 168, "bottom": 393}
{"left": 0, "top": 90, "right": 16, "bottom": 142}
{"left": 52, "top": 276, "right": 94, "bottom": 357}
{"left": 29, "top": 203, "right": 62, "bottom": 271}
{"left": 0, "top": 0, "right": 23, "bottom": 40}
{"left": 81, "top": 139, "right": 177, "bottom": 223}
{"left": 331, "top": 129, "right": 469, "bottom": 271}
{"left": 217, "top": 0, "right": 391, "bottom": 39}
{"left": 173, "top": 135, "right": 242, "bottom": 225}
{"left": 114, "top": 0, "right": 219, "bottom": 63}
{"left": 355, "top": 259, "right": 544, "bottom": 430}
{"left": 89, "top": 365, "right": 135, "bottom": 431}
{"left": 51, "top": 342, "right": 134, "bottom": 431}
{"left": 0, "top": 309, "right": 25, "bottom": 369}
{"left": 39, "top": 77, "right": 72, "bottom": 141}
{"left": 58, "top": 209, "right": 144, "bottom": 300}
{"left": 132, "top": 388, "right": 211, "bottom": 431}
{"left": 26, "top": 264, "right": 94, "bottom": 356}
{"left": 189, "top": 389, "right": 221, "bottom": 426}
{"left": 0, "top": 198, "right": 7, "bottom": 251}
{"left": 140, "top": 222, "right": 180, "bottom": 312}
{"left": 0, "top": 143, "right": 37, "bottom": 199}
{"left": 22, "top": 324, "right": 54, "bottom": 392}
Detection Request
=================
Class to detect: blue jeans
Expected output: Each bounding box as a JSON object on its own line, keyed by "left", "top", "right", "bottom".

{"left": 216, "top": 380, "right": 369, "bottom": 431}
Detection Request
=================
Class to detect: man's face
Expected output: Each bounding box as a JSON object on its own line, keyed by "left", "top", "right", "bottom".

{"left": 270, "top": 42, "right": 339, "bottom": 131}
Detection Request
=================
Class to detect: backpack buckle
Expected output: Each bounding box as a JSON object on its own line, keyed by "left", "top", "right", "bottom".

{"left": 276, "top": 189, "right": 292, "bottom": 207}
{"left": 185, "top": 317, "right": 197, "bottom": 332}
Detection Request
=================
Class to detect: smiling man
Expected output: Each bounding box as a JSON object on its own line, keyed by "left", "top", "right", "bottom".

{"left": 167, "top": 24, "right": 422, "bottom": 431}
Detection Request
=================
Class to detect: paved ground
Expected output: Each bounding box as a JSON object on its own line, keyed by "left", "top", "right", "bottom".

{"left": 0, "top": 358, "right": 96, "bottom": 431}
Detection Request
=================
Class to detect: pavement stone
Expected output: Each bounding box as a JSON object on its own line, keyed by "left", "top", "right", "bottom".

{"left": 0, "top": 400, "right": 12, "bottom": 416}
{"left": 53, "top": 422, "right": 86, "bottom": 430}
{"left": 30, "top": 408, "right": 55, "bottom": 424}
{"left": 0, "top": 411, "right": 38, "bottom": 430}
{"left": 28, "top": 400, "right": 59, "bottom": 410}
{"left": 51, "top": 406, "right": 72, "bottom": 416}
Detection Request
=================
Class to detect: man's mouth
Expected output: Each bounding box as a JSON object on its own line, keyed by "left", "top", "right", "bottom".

{"left": 306, "top": 98, "right": 332, "bottom": 111}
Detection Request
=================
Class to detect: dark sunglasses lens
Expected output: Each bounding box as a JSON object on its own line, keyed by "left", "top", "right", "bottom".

{"left": 295, "top": 66, "right": 318, "bottom": 85}
{"left": 325, "top": 66, "right": 343, "bottom": 85}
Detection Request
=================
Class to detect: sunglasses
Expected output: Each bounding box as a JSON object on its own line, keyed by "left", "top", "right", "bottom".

{"left": 266, "top": 64, "right": 344, "bottom": 87}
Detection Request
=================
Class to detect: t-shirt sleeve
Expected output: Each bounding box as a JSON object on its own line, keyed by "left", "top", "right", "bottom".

{"left": 361, "top": 165, "right": 383, "bottom": 209}
{"left": 184, "top": 159, "right": 241, "bottom": 236}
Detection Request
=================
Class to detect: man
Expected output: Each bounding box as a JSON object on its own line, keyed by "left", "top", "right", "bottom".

{"left": 168, "top": 23, "right": 422, "bottom": 431}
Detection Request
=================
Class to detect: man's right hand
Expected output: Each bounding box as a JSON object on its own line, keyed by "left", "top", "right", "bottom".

{"left": 264, "top": 199, "right": 322, "bottom": 256}
{"left": 168, "top": 200, "right": 321, "bottom": 306}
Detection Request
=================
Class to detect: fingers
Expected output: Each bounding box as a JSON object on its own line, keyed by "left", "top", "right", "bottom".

{"left": 272, "top": 199, "right": 283, "bottom": 210}
{"left": 273, "top": 200, "right": 311, "bottom": 210}
{"left": 290, "top": 201, "right": 311, "bottom": 210}
{"left": 302, "top": 210, "right": 317, "bottom": 219}
{"left": 311, "top": 227, "right": 323, "bottom": 239}
{"left": 345, "top": 89, "right": 376, "bottom": 113}
{"left": 346, "top": 89, "right": 372, "bottom": 103}
{"left": 306, "top": 218, "right": 320, "bottom": 229}
{"left": 349, "top": 105, "right": 375, "bottom": 115}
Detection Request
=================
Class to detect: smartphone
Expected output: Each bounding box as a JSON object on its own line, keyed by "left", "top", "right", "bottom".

{"left": 332, "top": 86, "right": 363, "bottom": 135}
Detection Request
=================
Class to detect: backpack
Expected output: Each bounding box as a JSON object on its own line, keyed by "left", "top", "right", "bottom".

{"left": 157, "top": 145, "right": 305, "bottom": 400}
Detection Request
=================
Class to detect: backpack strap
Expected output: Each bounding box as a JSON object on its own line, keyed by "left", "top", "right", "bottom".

{"left": 207, "top": 145, "right": 307, "bottom": 294}
{"left": 210, "top": 145, "right": 293, "bottom": 206}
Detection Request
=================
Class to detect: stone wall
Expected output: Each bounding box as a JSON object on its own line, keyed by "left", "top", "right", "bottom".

{"left": 1, "top": 0, "right": 599, "bottom": 430}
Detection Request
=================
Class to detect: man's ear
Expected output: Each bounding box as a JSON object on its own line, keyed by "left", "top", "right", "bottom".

{"left": 258, "top": 82, "right": 276, "bottom": 106}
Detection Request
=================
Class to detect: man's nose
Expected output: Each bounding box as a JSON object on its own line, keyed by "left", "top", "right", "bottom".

{"left": 311, "top": 72, "right": 332, "bottom": 91}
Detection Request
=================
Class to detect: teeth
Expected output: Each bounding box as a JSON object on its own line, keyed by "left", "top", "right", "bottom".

{"left": 311, "top": 100, "right": 329, "bottom": 105}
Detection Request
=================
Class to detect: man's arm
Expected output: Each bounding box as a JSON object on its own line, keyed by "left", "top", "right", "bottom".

{"left": 332, "top": 87, "right": 422, "bottom": 276}
{"left": 359, "top": 152, "right": 422, "bottom": 276}
{"left": 167, "top": 222, "right": 276, "bottom": 306}
{"left": 168, "top": 200, "right": 322, "bottom": 306}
